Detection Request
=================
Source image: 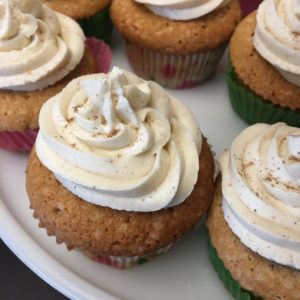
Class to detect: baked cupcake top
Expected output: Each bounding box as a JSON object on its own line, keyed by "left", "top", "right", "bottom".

{"left": 111, "top": 0, "right": 241, "bottom": 54}
{"left": 220, "top": 123, "right": 300, "bottom": 269}
{"left": 35, "top": 67, "right": 202, "bottom": 212}
{"left": 254, "top": 0, "right": 300, "bottom": 87}
{"left": 0, "top": 0, "right": 84, "bottom": 91}
{"left": 135, "top": 0, "right": 230, "bottom": 20}
{"left": 42, "top": 0, "right": 111, "bottom": 20}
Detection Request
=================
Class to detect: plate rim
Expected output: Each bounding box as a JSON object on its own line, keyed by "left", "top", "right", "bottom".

{"left": 0, "top": 200, "right": 121, "bottom": 300}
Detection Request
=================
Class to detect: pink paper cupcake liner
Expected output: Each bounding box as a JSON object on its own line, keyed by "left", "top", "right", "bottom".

{"left": 0, "top": 38, "right": 112, "bottom": 151}
{"left": 87, "top": 242, "right": 176, "bottom": 269}
{"left": 125, "top": 41, "right": 227, "bottom": 89}
{"left": 0, "top": 129, "right": 38, "bottom": 151}
{"left": 86, "top": 37, "right": 112, "bottom": 73}
{"left": 239, "top": 0, "right": 262, "bottom": 16}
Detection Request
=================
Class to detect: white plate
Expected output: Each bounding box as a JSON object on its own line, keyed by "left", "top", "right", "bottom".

{"left": 0, "top": 33, "right": 248, "bottom": 300}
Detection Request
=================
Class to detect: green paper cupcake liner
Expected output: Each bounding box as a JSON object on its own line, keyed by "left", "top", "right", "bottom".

{"left": 208, "top": 237, "right": 262, "bottom": 300}
{"left": 78, "top": 6, "right": 113, "bottom": 44}
{"left": 226, "top": 63, "right": 300, "bottom": 127}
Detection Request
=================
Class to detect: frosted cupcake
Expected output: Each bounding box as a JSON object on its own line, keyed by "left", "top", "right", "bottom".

{"left": 0, "top": 0, "right": 111, "bottom": 151}
{"left": 228, "top": 0, "right": 300, "bottom": 127}
{"left": 111, "top": 0, "right": 241, "bottom": 89}
{"left": 207, "top": 123, "right": 300, "bottom": 299}
{"left": 42, "top": 0, "right": 113, "bottom": 43}
{"left": 26, "top": 67, "right": 215, "bottom": 269}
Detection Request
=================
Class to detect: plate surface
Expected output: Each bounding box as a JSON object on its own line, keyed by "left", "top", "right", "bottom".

{"left": 0, "top": 33, "right": 247, "bottom": 300}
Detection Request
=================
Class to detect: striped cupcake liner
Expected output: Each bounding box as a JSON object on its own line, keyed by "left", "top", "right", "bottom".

{"left": 125, "top": 41, "right": 227, "bottom": 89}
{"left": 86, "top": 37, "right": 112, "bottom": 74}
{"left": 227, "top": 62, "right": 300, "bottom": 127}
{"left": 0, "top": 38, "right": 112, "bottom": 151}
{"left": 0, "top": 129, "right": 38, "bottom": 151}
{"left": 87, "top": 242, "right": 176, "bottom": 269}
{"left": 208, "top": 237, "right": 262, "bottom": 300}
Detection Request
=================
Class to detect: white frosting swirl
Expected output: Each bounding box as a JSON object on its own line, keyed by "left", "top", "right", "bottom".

{"left": 135, "top": 0, "right": 230, "bottom": 21}
{"left": 254, "top": 0, "right": 300, "bottom": 87}
{"left": 36, "top": 67, "right": 202, "bottom": 212}
{"left": 0, "top": 0, "right": 84, "bottom": 91}
{"left": 221, "top": 123, "right": 300, "bottom": 269}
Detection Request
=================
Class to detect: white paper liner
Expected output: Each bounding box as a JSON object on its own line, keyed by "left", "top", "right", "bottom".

{"left": 125, "top": 41, "right": 227, "bottom": 89}
{"left": 86, "top": 242, "right": 177, "bottom": 269}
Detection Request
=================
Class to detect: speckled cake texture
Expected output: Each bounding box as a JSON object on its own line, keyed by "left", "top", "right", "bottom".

{"left": 230, "top": 11, "right": 300, "bottom": 110}
{"left": 207, "top": 178, "right": 300, "bottom": 300}
{"left": 111, "top": 0, "right": 241, "bottom": 54}
{"left": 0, "top": 47, "right": 97, "bottom": 133}
{"left": 43, "top": 0, "right": 111, "bottom": 19}
{"left": 26, "top": 139, "right": 214, "bottom": 257}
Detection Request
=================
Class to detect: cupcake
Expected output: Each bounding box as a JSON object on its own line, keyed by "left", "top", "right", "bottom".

{"left": 42, "top": 0, "right": 113, "bottom": 43}
{"left": 228, "top": 0, "right": 300, "bottom": 127}
{"left": 111, "top": 0, "right": 241, "bottom": 89}
{"left": 0, "top": 0, "right": 111, "bottom": 151}
{"left": 26, "top": 67, "right": 215, "bottom": 269}
{"left": 207, "top": 123, "right": 300, "bottom": 299}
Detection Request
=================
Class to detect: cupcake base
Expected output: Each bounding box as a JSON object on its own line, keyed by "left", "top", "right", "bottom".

{"left": 208, "top": 237, "right": 261, "bottom": 300}
{"left": 227, "top": 63, "right": 300, "bottom": 127}
{"left": 27, "top": 140, "right": 214, "bottom": 265}
{"left": 0, "top": 38, "right": 112, "bottom": 151}
{"left": 206, "top": 177, "right": 300, "bottom": 300}
{"left": 111, "top": 0, "right": 241, "bottom": 89}
{"left": 86, "top": 242, "right": 176, "bottom": 269}
{"left": 125, "top": 41, "right": 227, "bottom": 89}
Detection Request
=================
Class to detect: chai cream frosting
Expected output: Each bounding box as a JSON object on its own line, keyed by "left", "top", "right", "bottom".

{"left": 254, "top": 0, "right": 300, "bottom": 87}
{"left": 35, "top": 67, "right": 202, "bottom": 212}
{"left": 0, "top": 0, "right": 84, "bottom": 91}
{"left": 221, "top": 123, "right": 300, "bottom": 269}
{"left": 135, "top": 0, "right": 230, "bottom": 21}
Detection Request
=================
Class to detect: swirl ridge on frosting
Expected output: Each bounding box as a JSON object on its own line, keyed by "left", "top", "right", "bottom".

{"left": 0, "top": 0, "right": 84, "bottom": 91}
{"left": 254, "top": 0, "right": 300, "bottom": 86}
{"left": 221, "top": 123, "right": 300, "bottom": 269}
{"left": 134, "top": 0, "right": 230, "bottom": 20}
{"left": 36, "top": 67, "right": 202, "bottom": 212}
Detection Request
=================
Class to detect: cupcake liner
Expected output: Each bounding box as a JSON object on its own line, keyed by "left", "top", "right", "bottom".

{"left": 0, "top": 129, "right": 38, "bottom": 151}
{"left": 227, "top": 63, "right": 300, "bottom": 127}
{"left": 208, "top": 237, "right": 262, "bottom": 300}
{"left": 125, "top": 41, "right": 227, "bottom": 89}
{"left": 78, "top": 6, "right": 113, "bottom": 44}
{"left": 86, "top": 37, "right": 112, "bottom": 73}
{"left": 239, "top": 0, "right": 262, "bottom": 16}
{"left": 87, "top": 242, "right": 176, "bottom": 269}
{"left": 0, "top": 38, "right": 111, "bottom": 152}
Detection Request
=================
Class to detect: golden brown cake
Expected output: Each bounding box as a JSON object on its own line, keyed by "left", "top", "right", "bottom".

{"left": 27, "top": 139, "right": 214, "bottom": 256}
{"left": 26, "top": 67, "right": 215, "bottom": 268}
{"left": 43, "top": 0, "right": 111, "bottom": 20}
{"left": 112, "top": 0, "right": 241, "bottom": 54}
{"left": 207, "top": 123, "right": 300, "bottom": 299}
{"left": 111, "top": 0, "right": 241, "bottom": 88}
{"left": 227, "top": 0, "right": 300, "bottom": 127}
{"left": 230, "top": 11, "right": 300, "bottom": 110}
{"left": 0, "top": 0, "right": 99, "bottom": 150}
{"left": 207, "top": 178, "right": 300, "bottom": 300}
{"left": 0, "top": 48, "right": 96, "bottom": 132}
